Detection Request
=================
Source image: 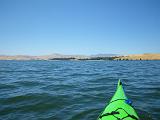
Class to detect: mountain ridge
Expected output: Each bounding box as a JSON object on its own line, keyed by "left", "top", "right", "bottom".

{"left": 0, "top": 53, "right": 160, "bottom": 60}
{"left": 0, "top": 53, "right": 118, "bottom": 60}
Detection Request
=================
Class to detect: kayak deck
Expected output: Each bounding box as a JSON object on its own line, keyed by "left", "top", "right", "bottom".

{"left": 98, "top": 80, "right": 139, "bottom": 120}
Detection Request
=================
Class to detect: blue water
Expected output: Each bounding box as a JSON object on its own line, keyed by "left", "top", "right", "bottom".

{"left": 0, "top": 60, "right": 160, "bottom": 120}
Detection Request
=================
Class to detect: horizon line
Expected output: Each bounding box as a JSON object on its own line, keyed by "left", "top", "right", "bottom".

{"left": 0, "top": 52, "right": 160, "bottom": 56}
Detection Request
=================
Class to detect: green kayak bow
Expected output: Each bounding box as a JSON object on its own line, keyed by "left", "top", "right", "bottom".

{"left": 98, "top": 80, "right": 139, "bottom": 120}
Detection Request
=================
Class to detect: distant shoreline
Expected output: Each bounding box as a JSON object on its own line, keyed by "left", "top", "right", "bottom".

{"left": 0, "top": 53, "right": 160, "bottom": 61}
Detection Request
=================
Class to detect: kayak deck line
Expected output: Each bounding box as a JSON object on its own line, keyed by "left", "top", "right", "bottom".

{"left": 99, "top": 107, "right": 139, "bottom": 120}
{"left": 109, "top": 99, "right": 127, "bottom": 104}
{"left": 99, "top": 104, "right": 139, "bottom": 120}
{"left": 98, "top": 79, "right": 139, "bottom": 120}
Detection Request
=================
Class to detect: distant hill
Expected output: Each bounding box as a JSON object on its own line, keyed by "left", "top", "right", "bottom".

{"left": 0, "top": 53, "right": 160, "bottom": 60}
{"left": 0, "top": 55, "right": 36, "bottom": 60}
{"left": 90, "top": 54, "right": 119, "bottom": 57}
{"left": 0, "top": 53, "right": 90, "bottom": 60}
{"left": 115, "top": 53, "right": 160, "bottom": 60}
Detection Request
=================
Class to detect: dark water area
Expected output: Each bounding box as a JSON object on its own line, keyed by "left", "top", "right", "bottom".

{"left": 0, "top": 60, "right": 159, "bottom": 120}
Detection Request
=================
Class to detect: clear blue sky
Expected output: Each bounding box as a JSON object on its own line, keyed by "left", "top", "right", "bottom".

{"left": 0, "top": 0, "right": 160, "bottom": 55}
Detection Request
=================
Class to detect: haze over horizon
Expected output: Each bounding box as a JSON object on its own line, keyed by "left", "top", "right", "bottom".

{"left": 0, "top": 0, "right": 160, "bottom": 55}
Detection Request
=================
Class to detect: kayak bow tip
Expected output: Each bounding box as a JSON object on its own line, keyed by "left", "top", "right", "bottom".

{"left": 118, "top": 79, "right": 122, "bottom": 87}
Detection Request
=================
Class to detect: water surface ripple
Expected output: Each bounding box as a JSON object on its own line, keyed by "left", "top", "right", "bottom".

{"left": 0, "top": 60, "right": 160, "bottom": 120}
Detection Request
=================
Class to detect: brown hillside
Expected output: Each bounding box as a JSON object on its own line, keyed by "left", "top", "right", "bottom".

{"left": 116, "top": 54, "right": 160, "bottom": 60}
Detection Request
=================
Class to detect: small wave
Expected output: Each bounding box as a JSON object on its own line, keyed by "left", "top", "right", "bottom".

{"left": 70, "top": 108, "right": 99, "bottom": 120}
{"left": 0, "top": 83, "right": 17, "bottom": 90}
{"left": 14, "top": 81, "right": 45, "bottom": 87}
